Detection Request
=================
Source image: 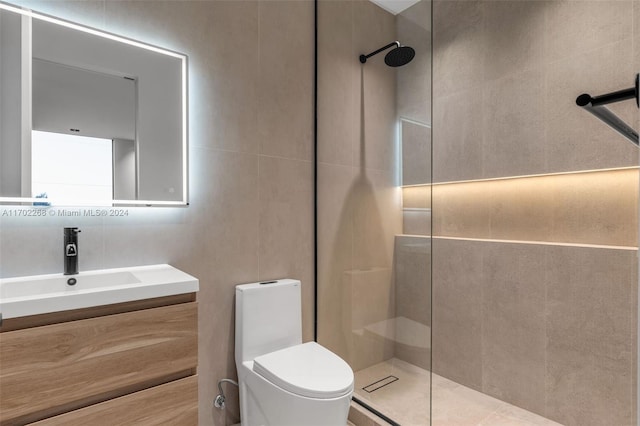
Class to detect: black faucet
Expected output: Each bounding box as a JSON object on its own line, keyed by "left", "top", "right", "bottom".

{"left": 64, "top": 227, "right": 81, "bottom": 275}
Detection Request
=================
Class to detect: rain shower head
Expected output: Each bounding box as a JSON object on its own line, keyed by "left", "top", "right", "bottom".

{"left": 384, "top": 45, "right": 415, "bottom": 67}
{"left": 359, "top": 41, "right": 415, "bottom": 67}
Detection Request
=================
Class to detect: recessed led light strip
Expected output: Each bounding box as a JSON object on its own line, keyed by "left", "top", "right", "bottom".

{"left": 401, "top": 165, "right": 640, "bottom": 188}
{"left": 397, "top": 233, "right": 639, "bottom": 250}
{"left": 433, "top": 235, "right": 638, "bottom": 251}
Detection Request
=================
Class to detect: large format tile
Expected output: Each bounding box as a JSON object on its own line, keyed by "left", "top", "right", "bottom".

{"left": 432, "top": 0, "right": 484, "bottom": 98}
{"left": 482, "top": 0, "right": 546, "bottom": 82}
{"left": 432, "top": 88, "right": 483, "bottom": 183}
{"left": 481, "top": 243, "right": 546, "bottom": 415}
{"left": 193, "top": 149, "right": 260, "bottom": 426}
{"left": 104, "top": 1, "right": 215, "bottom": 58}
{"left": 432, "top": 239, "right": 484, "bottom": 390}
{"left": 317, "top": 0, "right": 356, "bottom": 167}
{"left": 198, "top": 0, "right": 260, "bottom": 154}
{"left": 258, "top": 156, "right": 314, "bottom": 341}
{"left": 544, "top": 0, "right": 633, "bottom": 64}
{"left": 545, "top": 246, "right": 636, "bottom": 426}
{"left": 635, "top": 0, "right": 640, "bottom": 39}
{"left": 258, "top": 0, "right": 313, "bottom": 161}
{"left": 482, "top": 68, "right": 546, "bottom": 179}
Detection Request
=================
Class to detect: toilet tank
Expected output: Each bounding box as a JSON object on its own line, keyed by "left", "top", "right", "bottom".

{"left": 235, "top": 279, "right": 302, "bottom": 364}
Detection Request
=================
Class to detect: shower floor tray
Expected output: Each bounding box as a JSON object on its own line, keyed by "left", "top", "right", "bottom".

{"left": 353, "top": 358, "right": 562, "bottom": 426}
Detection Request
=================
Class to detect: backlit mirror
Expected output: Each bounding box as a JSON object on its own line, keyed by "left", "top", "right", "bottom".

{"left": 0, "top": 2, "right": 188, "bottom": 206}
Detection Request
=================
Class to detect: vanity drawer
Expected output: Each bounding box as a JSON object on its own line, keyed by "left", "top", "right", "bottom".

{"left": 31, "top": 376, "right": 198, "bottom": 426}
{"left": 0, "top": 302, "right": 197, "bottom": 425}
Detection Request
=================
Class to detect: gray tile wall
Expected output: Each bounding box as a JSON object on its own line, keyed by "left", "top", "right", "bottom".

{"left": 433, "top": 0, "right": 638, "bottom": 183}
{"left": 433, "top": 238, "right": 637, "bottom": 426}
{"left": 430, "top": 1, "right": 640, "bottom": 425}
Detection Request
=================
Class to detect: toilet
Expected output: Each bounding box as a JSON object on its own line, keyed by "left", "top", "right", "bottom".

{"left": 235, "top": 279, "right": 354, "bottom": 426}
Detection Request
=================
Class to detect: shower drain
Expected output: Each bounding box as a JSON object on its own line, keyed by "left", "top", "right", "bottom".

{"left": 362, "top": 375, "right": 399, "bottom": 393}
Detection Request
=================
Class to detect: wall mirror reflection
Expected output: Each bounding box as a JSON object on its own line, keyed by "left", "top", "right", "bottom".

{"left": 0, "top": 2, "right": 188, "bottom": 206}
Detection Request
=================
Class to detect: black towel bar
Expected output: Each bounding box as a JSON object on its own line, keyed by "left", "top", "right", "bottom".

{"left": 576, "top": 74, "right": 639, "bottom": 147}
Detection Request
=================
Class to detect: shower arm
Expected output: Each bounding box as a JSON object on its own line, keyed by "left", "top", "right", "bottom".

{"left": 576, "top": 74, "right": 639, "bottom": 147}
{"left": 359, "top": 41, "right": 400, "bottom": 64}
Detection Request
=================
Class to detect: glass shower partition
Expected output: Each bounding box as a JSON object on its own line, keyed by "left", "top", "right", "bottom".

{"left": 316, "top": 0, "right": 433, "bottom": 424}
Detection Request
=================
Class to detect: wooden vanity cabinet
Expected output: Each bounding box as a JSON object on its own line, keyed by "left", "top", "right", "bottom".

{"left": 0, "top": 294, "right": 198, "bottom": 426}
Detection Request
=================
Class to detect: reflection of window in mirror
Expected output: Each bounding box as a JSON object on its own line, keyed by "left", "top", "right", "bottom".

{"left": 31, "top": 131, "right": 113, "bottom": 205}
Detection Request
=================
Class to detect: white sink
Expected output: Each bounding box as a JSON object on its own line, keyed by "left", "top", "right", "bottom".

{"left": 0, "top": 264, "right": 198, "bottom": 320}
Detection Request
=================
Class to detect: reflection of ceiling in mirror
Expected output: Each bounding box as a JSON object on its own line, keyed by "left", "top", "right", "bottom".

{"left": 32, "top": 59, "right": 136, "bottom": 141}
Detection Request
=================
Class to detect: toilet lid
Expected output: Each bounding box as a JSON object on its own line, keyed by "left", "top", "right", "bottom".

{"left": 253, "top": 342, "right": 354, "bottom": 399}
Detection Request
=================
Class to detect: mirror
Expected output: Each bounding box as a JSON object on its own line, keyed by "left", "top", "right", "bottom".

{"left": 0, "top": 2, "right": 188, "bottom": 206}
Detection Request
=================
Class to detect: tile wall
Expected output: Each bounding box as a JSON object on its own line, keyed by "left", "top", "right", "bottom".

{"left": 0, "top": 1, "right": 313, "bottom": 425}
{"left": 424, "top": 1, "right": 640, "bottom": 425}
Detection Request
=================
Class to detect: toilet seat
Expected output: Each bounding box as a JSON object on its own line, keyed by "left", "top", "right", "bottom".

{"left": 253, "top": 342, "right": 354, "bottom": 399}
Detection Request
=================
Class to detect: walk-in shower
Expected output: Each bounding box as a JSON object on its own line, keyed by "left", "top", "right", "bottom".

{"left": 317, "top": 0, "right": 640, "bottom": 425}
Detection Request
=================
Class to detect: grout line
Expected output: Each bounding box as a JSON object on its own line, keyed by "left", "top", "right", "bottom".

{"left": 192, "top": 144, "right": 314, "bottom": 165}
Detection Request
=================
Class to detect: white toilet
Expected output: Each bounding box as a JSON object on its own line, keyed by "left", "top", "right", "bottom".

{"left": 235, "top": 279, "right": 354, "bottom": 426}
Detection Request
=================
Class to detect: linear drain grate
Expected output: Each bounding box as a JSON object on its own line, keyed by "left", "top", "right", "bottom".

{"left": 362, "top": 375, "right": 399, "bottom": 393}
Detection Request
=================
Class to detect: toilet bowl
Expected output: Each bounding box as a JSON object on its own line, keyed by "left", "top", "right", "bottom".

{"left": 235, "top": 279, "right": 354, "bottom": 426}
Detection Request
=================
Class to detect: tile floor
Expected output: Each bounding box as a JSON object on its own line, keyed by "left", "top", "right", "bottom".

{"left": 353, "top": 358, "right": 562, "bottom": 426}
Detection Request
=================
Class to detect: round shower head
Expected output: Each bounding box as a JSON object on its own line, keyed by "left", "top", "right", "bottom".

{"left": 384, "top": 46, "right": 415, "bottom": 67}
{"left": 360, "top": 41, "right": 416, "bottom": 67}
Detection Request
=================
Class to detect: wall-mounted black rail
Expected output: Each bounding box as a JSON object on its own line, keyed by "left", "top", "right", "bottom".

{"left": 576, "top": 74, "right": 639, "bottom": 146}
